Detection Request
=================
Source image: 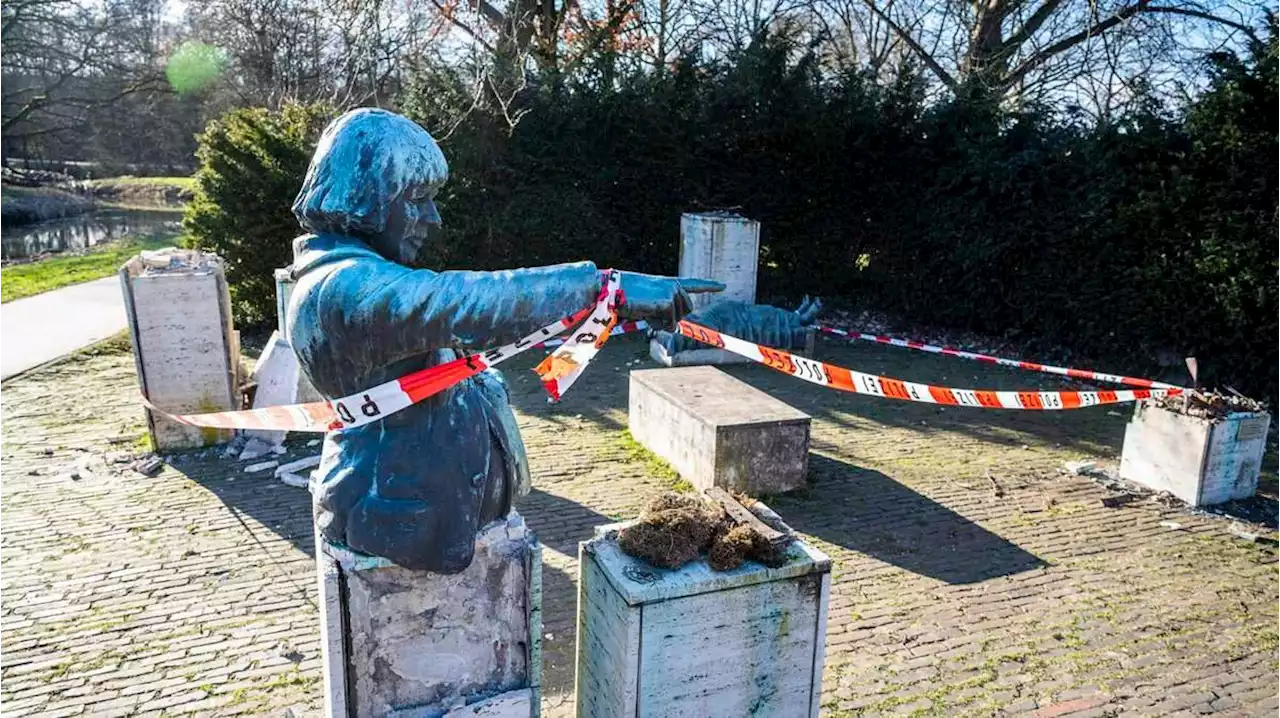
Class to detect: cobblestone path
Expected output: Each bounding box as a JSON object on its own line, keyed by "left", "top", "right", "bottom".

{"left": 2, "top": 334, "right": 1275, "bottom": 716}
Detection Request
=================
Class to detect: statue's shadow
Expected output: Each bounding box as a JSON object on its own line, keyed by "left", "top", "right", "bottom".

{"left": 775, "top": 454, "right": 1047, "bottom": 584}
{"left": 173, "top": 447, "right": 605, "bottom": 703}
{"left": 164, "top": 442, "right": 321, "bottom": 610}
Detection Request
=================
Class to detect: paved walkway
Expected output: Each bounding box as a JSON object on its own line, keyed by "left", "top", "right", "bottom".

{"left": 1, "top": 334, "right": 1276, "bottom": 716}
{"left": 0, "top": 277, "right": 127, "bottom": 380}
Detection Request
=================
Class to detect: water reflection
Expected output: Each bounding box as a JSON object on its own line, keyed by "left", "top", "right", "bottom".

{"left": 1, "top": 209, "right": 183, "bottom": 261}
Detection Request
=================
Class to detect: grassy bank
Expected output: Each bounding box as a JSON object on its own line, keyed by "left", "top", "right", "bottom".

{"left": 1, "top": 234, "right": 180, "bottom": 302}
{"left": 0, "top": 186, "right": 96, "bottom": 225}
{"left": 89, "top": 176, "right": 195, "bottom": 208}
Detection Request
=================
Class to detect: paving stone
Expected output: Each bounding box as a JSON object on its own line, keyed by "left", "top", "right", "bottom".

{"left": 1, "top": 335, "right": 1276, "bottom": 717}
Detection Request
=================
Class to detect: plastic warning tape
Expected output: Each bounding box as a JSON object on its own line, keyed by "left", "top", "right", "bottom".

{"left": 677, "top": 321, "right": 1183, "bottom": 409}
{"left": 536, "top": 320, "right": 647, "bottom": 348}
{"left": 535, "top": 269, "right": 623, "bottom": 401}
{"left": 819, "top": 325, "right": 1184, "bottom": 391}
{"left": 147, "top": 305, "right": 599, "bottom": 433}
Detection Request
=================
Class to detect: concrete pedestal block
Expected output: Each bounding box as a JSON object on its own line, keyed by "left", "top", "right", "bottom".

{"left": 1119, "top": 400, "right": 1270, "bottom": 506}
{"left": 318, "top": 512, "right": 542, "bottom": 717}
{"left": 275, "top": 267, "right": 297, "bottom": 337}
{"left": 273, "top": 268, "right": 323, "bottom": 405}
{"left": 679, "top": 212, "right": 759, "bottom": 311}
{"left": 629, "top": 366, "right": 810, "bottom": 495}
{"left": 575, "top": 520, "right": 831, "bottom": 718}
{"left": 119, "top": 248, "right": 239, "bottom": 451}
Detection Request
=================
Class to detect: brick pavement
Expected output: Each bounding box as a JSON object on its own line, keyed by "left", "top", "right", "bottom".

{"left": 2, "top": 333, "right": 1275, "bottom": 716}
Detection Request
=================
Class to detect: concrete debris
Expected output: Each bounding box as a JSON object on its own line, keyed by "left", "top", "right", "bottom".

{"left": 278, "top": 472, "right": 309, "bottom": 489}
{"left": 1153, "top": 390, "right": 1265, "bottom": 420}
{"left": 244, "top": 460, "right": 279, "bottom": 474}
{"left": 1159, "top": 521, "right": 1183, "bottom": 530}
{"left": 1064, "top": 460, "right": 1097, "bottom": 476}
{"left": 220, "top": 434, "right": 248, "bottom": 459}
{"left": 238, "top": 437, "right": 277, "bottom": 461}
{"left": 275, "top": 455, "right": 321, "bottom": 477}
{"left": 132, "top": 455, "right": 164, "bottom": 476}
{"left": 64, "top": 455, "right": 98, "bottom": 481}
{"left": 1100, "top": 494, "right": 1139, "bottom": 508}
{"left": 306, "top": 438, "right": 321, "bottom": 447}
{"left": 1228, "top": 523, "right": 1260, "bottom": 543}
{"left": 136, "top": 247, "right": 222, "bottom": 276}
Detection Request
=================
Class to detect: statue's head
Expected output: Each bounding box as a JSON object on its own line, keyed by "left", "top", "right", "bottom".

{"left": 293, "top": 108, "right": 448, "bottom": 264}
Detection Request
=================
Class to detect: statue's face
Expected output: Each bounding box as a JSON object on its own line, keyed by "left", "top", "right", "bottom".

{"left": 382, "top": 185, "right": 442, "bottom": 264}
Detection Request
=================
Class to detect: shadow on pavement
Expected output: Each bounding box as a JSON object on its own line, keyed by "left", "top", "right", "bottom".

{"left": 773, "top": 453, "right": 1047, "bottom": 584}
{"left": 519, "top": 488, "right": 615, "bottom": 701}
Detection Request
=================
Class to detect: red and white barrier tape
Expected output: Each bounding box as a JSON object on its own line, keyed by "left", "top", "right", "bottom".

{"left": 147, "top": 305, "right": 599, "bottom": 433}
{"left": 536, "top": 320, "right": 646, "bottom": 348}
{"left": 534, "top": 269, "right": 623, "bottom": 401}
{"left": 678, "top": 321, "right": 1184, "bottom": 410}
{"left": 818, "top": 325, "right": 1183, "bottom": 391}
{"left": 145, "top": 284, "right": 1181, "bottom": 432}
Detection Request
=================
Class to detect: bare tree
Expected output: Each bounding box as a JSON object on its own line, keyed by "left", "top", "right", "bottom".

{"left": 2, "top": 0, "right": 167, "bottom": 141}
{"left": 851, "top": 0, "right": 1267, "bottom": 102}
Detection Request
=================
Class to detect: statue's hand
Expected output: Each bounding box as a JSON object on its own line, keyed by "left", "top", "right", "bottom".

{"left": 615, "top": 272, "right": 725, "bottom": 324}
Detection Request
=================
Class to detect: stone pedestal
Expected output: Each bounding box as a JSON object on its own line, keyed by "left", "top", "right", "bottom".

{"left": 1119, "top": 400, "right": 1270, "bottom": 506}
{"left": 275, "top": 267, "right": 297, "bottom": 337}
{"left": 272, "top": 267, "right": 323, "bottom": 405}
{"left": 575, "top": 521, "right": 831, "bottom": 718}
{"left": 317, "top": 512, "right": 542, "bottom": 717}
{"left": 679, "top": 212, "right": 759, "bottom": 311}
{"left": 629, "top": 367, "right": 811, "bottom": 495}
{"left": 119, "top": 248, "right": 240, "bottom": 451}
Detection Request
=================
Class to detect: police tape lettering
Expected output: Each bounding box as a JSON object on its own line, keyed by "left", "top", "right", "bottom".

{"left": 677, "top": 320, "right": 1183, "bottom": 410}
{"left": 534, "top": 269, "right": 623, "bottom": 401}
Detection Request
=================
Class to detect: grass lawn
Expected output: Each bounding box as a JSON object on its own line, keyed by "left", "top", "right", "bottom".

{"left": 1, "top": 234, "right": 181, "bottom": 303}
{"left": 88, "top": 176, "right": 196, "bottom": 190}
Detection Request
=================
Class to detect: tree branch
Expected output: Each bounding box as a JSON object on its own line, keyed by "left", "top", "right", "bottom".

{"left": 1004, "top": 0, "right": 1260, "bottom": 90}
{"left": 1001, "top": 0, "right": 1065, "bottom": 57}
{"left": 857, "top": 0, "right": 959, "bottom": 89}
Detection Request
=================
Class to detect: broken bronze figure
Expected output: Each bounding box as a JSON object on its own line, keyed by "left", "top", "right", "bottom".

{"left": 654, "top": 295, "right": 823, "bottom": 355}
{"left": 286, "top": 108, "right": 722, "bottom": 572}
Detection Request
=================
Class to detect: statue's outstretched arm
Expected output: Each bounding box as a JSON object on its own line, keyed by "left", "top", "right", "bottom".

{"left": 356, "top": 261, "right": 603, "bottom": 351}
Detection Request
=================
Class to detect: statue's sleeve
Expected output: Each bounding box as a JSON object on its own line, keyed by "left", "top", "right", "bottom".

{"left": 356, "top": 261, "right": 602, "bottom": 350}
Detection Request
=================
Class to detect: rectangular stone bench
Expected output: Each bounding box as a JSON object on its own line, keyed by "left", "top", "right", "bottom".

{"left": 628, "top": 366, "right": 810, "bottom": 495}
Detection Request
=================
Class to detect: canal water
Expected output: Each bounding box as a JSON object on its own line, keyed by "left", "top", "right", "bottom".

{"left": 1, "top": 209, "right": 183, "bottom": 262}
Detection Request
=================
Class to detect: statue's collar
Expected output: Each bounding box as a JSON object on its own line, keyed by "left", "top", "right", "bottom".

{"left": 291, "top": 234, "right": 383, "bottom": 277}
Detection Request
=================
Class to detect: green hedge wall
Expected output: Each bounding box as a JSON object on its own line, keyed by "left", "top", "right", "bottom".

{"left": 187, "top": 29, "right": 1278, "bottom": 405}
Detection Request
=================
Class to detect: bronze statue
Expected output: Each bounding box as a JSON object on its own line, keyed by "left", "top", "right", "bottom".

{"left": 287, "top": 108, "right": 721, "bottom": 572}
{"left": 655, "top": 296, "right": 823, "bottom": 354}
